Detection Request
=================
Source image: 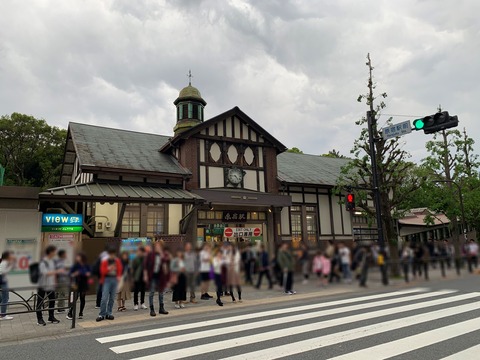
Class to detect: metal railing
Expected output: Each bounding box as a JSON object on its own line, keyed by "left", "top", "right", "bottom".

{"left": 0, "top": 284, "right": 78, "bottom": 329}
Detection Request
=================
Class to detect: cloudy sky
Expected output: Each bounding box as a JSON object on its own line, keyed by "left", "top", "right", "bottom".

{"left": 1, "top": 0, "right": 478, "bottom": 162}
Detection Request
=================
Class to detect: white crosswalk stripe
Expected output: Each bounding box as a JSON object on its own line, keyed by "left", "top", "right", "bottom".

{"left": 94, "top": 287, "right": 480, "bottom": 360}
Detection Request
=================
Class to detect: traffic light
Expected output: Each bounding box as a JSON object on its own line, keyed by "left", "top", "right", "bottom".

{"left": 412, "top": 111, "right": 458, "bottom": 134}
{"left": 346, "top": 193, "right": 355, "bottom": 211}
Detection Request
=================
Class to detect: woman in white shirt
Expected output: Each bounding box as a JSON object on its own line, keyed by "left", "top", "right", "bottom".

{"left": 199, "top": 243, "right": 213, "bottom": 300}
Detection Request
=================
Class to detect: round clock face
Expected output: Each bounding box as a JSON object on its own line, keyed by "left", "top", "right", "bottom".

{"left": 228, "top": 168, "right": 243, "bottom": 185}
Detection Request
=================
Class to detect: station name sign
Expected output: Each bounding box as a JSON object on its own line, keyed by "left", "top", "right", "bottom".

{"left": 42, "top": 214, "right": 83, "bottom": 233}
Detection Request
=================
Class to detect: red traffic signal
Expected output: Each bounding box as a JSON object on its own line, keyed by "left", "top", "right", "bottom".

{"left": 346, "top": 193, "right": 355, "bottom": 211}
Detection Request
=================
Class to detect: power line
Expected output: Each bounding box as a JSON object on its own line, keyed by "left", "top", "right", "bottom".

{"left": 379, "top": 113, "right": 422, "bottom": 118}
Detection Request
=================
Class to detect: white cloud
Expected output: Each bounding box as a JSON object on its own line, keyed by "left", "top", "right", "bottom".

{"left": 0, "top": 0, "right": 479, "bottom": 162}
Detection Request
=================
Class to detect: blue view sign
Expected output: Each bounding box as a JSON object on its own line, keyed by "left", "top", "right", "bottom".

{"left": 42, "top": 214, "right": 83, "bottom": 232}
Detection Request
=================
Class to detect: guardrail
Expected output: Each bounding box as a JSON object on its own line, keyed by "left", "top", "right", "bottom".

{"left": 0, "top": 285, "right": 78, "bottom": 329}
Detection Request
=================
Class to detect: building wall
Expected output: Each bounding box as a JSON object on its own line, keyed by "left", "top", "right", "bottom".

{"left": 281, "top": 185, "right": 353, "bottom": 245}
{"left": 94, "top": 203, "right": 118, "bottom": 237}
{"left": 0, "top": 209, "right": 42, "bottom": 289}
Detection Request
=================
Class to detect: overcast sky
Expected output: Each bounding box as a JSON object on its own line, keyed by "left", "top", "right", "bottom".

{"left": 1, "top": 0, "right": 478, "bottom": 162}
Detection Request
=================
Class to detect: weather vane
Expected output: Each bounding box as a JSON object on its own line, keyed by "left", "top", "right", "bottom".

{"left": 187, "top": 69, "right": 193, "bottom": 86}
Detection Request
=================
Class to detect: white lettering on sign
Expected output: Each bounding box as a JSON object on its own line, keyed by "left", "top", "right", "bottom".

{"left": 223, "top": 227, "right": 262, "bottom": 237}
{"left": 42, "top": 214, "right": 83, "bottom": 226}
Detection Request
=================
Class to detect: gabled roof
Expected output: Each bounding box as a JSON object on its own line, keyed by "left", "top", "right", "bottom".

{"left": 398, "top": 208, "right": 450, "bottom": 226}
{"left": 160, "top": 106, "right": 287, "bottom": 153}
{"left": 65, "top": 123, "right": 190, "bottom": 178}
{"left": 277, "top": 152, "right": 351, "bottom": 186}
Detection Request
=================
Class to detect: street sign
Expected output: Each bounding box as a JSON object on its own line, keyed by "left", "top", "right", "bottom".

{"left": 381, "top": 120, "right": 412, "bottom": 140}
{"left": 41, "top": 214, "right": 83, "bottom": 233}
{"left": 223, "top": 227, "right": 262, "bottom": 238}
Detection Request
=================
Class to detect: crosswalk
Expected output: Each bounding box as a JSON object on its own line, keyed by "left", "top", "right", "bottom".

{"left": 95, "top": 287, "right": 480, "bottom": 360}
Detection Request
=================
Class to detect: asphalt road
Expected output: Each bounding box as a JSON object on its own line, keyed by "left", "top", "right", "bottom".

{"left": 3, "top": 275, "right": 480, "bottom": 360}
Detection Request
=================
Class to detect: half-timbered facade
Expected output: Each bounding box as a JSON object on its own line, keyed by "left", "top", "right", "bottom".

{"left": 39, "top": 81, "right": 354, "bottom": 255}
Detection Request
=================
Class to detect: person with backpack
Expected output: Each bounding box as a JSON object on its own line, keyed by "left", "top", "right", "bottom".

{"left": 0, "top": 250, "right": 16, "bottom": 320}
{"left": 36, "top": 245, "right": 65, "bottom": 326}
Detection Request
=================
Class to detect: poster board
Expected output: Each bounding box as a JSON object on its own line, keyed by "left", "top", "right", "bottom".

{"left": 5, "top": 239, "right": 37, "bottom": 275}
{"left": 47, "top": 233, "right": 76, "bottom": 267}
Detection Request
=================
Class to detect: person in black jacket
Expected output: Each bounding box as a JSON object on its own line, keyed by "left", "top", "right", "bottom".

{"left": 67, "top": 253, "right": 91, "bottom": 320}
{"left": 255, "top": 245, "right": 272, "bottom": 289}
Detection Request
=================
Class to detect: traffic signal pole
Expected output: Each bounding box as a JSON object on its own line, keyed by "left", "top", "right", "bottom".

{"left": 367, "top": 110, "right": 388, "bottom": 285}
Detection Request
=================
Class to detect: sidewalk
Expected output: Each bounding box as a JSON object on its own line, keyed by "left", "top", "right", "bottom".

{"left": 0, "top": 266, "right": 465, "bottom": 345}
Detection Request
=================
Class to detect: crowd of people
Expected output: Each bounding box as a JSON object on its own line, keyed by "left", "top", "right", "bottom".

{"left": 0, "top": 237, "right": 479, "bottom": 324}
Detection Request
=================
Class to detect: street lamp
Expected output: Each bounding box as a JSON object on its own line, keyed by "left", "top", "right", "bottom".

{"left": 432, "top": 179, "right": 466, "bottom": 275}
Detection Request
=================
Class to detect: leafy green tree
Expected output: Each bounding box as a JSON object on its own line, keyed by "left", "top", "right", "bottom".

{"left": 339, "top": 54, "right": 418, "bottom": 274}
{"left": 322, "top": 149, "right": 347, "bottom": 158}
{"left": 287, "top": 147, "right": 303, "bottom": 154}
{"left": 0, "top": 113, "right": 67, "bottom": 188}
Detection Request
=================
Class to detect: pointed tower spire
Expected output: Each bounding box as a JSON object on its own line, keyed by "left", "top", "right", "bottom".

{"left": 173, "top": 72, "right": 207, "bottom": 136}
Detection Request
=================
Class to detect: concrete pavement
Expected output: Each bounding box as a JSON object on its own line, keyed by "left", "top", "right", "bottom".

{"left": 0, "top": 265, "right": 469, "bottom": 345}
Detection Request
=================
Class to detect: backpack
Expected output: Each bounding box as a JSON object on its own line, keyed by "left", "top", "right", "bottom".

{"left": 29, "top": 260, "right": 47, "bottom": 284}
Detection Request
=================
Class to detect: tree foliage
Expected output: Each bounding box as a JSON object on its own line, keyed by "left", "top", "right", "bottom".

{"left": 287, "top": 147, "right": 303, "bottom": 154}
{"left": 0, "top": 113, "right": 67, "bottom": 188}
{"left": 338, "top": 54, "right": 419, "bottom": 270}
{"left": 402, "top": 127, "right": 480, "bottom": 233}
{"left": 322, "top": 149, "right": 347, "bottom": 158}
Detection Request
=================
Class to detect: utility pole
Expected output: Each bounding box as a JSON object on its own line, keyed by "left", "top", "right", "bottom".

{"left": 367, "top": 110, "right": 388, "bottom": 285}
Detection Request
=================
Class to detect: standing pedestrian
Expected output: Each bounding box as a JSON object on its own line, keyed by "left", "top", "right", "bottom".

{"left": 0, "top": 251, "right": 16, "bottom": 321}
{"left": 255, "top": 245, "right": 272, "bottom": 289}
{"left": 67, "top": 252, "right": 91, "bottom": 320}
{"left": 327, "top": 241, "right": 341, "bottom": 283}
{"left": 277, "top": 243, "right": 295, "bottom": 295}
{"left": 212, "top": 249, "right": 224, "bottom": 306}
{"left": 116, "top": 251, "right": 131, "bottom": 312}
{"left": 228, "top": 246, "right": 242, "bottom": 302}
{"left": 92, "top": 246, "right": 109, "bottom": 309}
{"left": 184, "top": 242, "right": 199, "bottom": 303}
{"left": 400, "top": 243, "right": 413, "bottom": 283}
{"left": 143, "top": 241, "right": 169, "bottom": 317}
{"left": 36, "top": 245, "right": 64, "bottom": 326}
{"left": 312, "top": 250, "right": 323, "bottom": 286}
{"left": 242, "top": 244, "right": 254, "bottom": 285}
{"left": 298, "top": 243, "right": 310, "bottom": 284}
{"left": 358, "top": 246, "right": 370, "bottom": 288}
{"left": 467, "top": 239, "right": 479, "bottom": 273}
{"left": 171, "top": 250, "right": 187, "bottom": 309}
{"left": 96, "top": 247, "right": 123, "bottom": 322}
{"left": 132, "top": 246, "right": 147, "bottom": 310}
{"left": 199, "top": 243, "right": 213, "bottom": 300}
{"left": 55, "top": 249, "right": 69, "bottom": 313}
{"left": 338, "top": 242, "right": 352, "bottom": 284}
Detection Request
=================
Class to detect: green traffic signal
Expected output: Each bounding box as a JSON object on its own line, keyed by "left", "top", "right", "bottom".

{"left": 413, "top": 119, "right": 425, "bottom": 130}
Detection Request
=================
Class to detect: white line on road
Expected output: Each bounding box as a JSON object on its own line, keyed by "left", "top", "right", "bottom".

{"left": 439, "top": 344, "right": 480, "bottom": 360}
{"left": 112, "top": 289, "right": 455, "bottom": 354}
{"left": 128, "top": 292, "right": 479, "bottom": 360}
{"left": 97, "top": 287, "right": 429, "bottom": 344}
{"left": 328, "top": 316, "right": 480, "bottom": 360}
